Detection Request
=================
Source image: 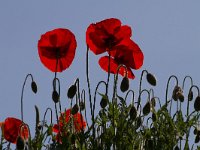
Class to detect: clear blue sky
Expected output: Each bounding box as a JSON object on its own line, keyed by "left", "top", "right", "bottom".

{"left": 0, "top": 0, "right": 200, "bottom": 145}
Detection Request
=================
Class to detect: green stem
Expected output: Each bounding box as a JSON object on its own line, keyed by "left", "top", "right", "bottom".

{"left": 21, "top": 74, "right": 34, "bottom": 122}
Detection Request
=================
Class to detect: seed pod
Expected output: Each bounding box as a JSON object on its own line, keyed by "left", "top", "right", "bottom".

{"left": 67, "top": 84, "right": 77, "bottom": 99}
{"left": 31, "top": 81, "right": 37, "bottom": 94}
{"left": 72, "top": 104, "right": 79, "bottom": 115}
{"left": 194, "top": 96, "right": 200, "bottom": 111}
{"left": 16, "top": 136, "right": 25, "bottom": 150}
{"left": 152, "top": 112, "right": 157, "bottom": 122}
{"left": 52, "top": 90, "right": 59, "bottom": 103}
{"left": 129, "top": 106, "right": 137, "bottom": 120}
{"left": 146, "top": 73, "right": 157, "bottom": 86}
{"left": 188, "top": 90, "right": 193, "bottom": 101}
{"left": 143, "top": 102, "right": 151, "bottom": 116}
{"left": 79, "top": 101, "right": 85, "bottom": 111}
{"left": 100, "top": 96, "right": 108, "bottom": 108}
{"left": 120, "top": 77, "right": 129, "bottom": 92}
{"left": 195, "top": 135, "right": 200, "bottom": 143}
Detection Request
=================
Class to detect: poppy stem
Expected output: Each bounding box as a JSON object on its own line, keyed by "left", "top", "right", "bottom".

{"left": 106, "top": 49, "right": 111, "bottom": 96}
{"left": 86, "top": 45, "right": 93, "bottom": 118}
{"left": 21, "top": 74, "right": 35, "bottom": 122}
{"left": 165, "top": 75, "right": 179, "bottom": 113}
{"left": 81, "top": 89, "right": 89, "bottom": 128}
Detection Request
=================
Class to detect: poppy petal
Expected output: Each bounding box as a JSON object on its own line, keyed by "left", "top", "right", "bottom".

{"left": 98, "top": 56, "right": 135, "bottom": 79}
{"left": 38, "top": 28, "right": 77, "bottom": 72}
{"left": 3, "top": 117, "right": 29, "bottom": 143}
{"left": 86, "top": 18, "right": 122, "bottom": 55}
{"left": 115, "top": 25, "right": 132, "bottom": 40}
{"left": 111, "top": 39, "right": 144, "bottom": 69}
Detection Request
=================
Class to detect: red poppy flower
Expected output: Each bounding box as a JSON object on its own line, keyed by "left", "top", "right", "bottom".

{"left": 86, "top": 18, "right": 132, "bottom": 55}
{"left": 53, "top": 109, "right": 86, "bottom": 134}
{"left": 99, "top": 40, "right": 144, "bottom": 79}
{"left": 2, "top": 117, "right": 29, "bottom": 143}
{"left": 38, "top": 28, "right": 77, "bottom": 72}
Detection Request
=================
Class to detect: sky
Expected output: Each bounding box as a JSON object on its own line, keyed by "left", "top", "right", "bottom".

{"left": 0, "top": 0, "right": 200, "bottom": 147}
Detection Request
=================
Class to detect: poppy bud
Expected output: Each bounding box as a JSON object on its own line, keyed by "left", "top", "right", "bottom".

{"left": 146, "top": 73, "right": 157, "bottom": 86}
{"left": 136, "top": 117, "right": 142, "bottom": 129}
{"left": 100, "top": 96, "right": 108, "bottom": 109}
{"left": 194, "top": 128, "right": 197, "bottom": 135}
{"left": 129, "top": 106, "right": 137, "bottom": 120}
{"left": 16, "top": 136, "right": 25, "bottom": 150}
{"left": 152, "top": 112, "right": 157, "bottom": 122}
{"left": 172, "top": 86, "right": 182, "bottom": 101}
{"left": 194, "top": 96, "right": 200, "bottom": 111}
{"left": 67, "top": 84, "right": 77, "bottom": 99}
{"left": 72, "top": 104, "right": 79, "bottom": 115}
{"left": 178, "top": 93, "right": 184, "bottom": 102}
{"left": 146, "top": 139, "right": 153, "bottom": 148}
{"left": 195, "top": 135, "right": 200, "bottom": 143}
{"left": 71, "top": 134, "right": 76, "bottom": 144}
{"left": 151, "top": 97, "right": 156, "bottom": 107}
{"left": 52, "top": 90, "right": 59, "bottom": 103}
{"left": 79, "top": 101, "right": 85, "bottom": 111}
{"left": 174, "top": 145, "right": 180, "bottom": 150}
{"left": 31, "top": 81, "right": 37, "bottom": 94}
{"left": 143, "top": 102, "right": 151, "bottom": 116}
{"left": 120, "top": 77, "right": 129, "bottom": 92}
{"left": 188, "top": 91, "right": 193, "bottom": 101}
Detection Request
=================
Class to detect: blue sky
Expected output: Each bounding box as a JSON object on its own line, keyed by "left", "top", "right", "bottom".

{"left": 0, "top": 0, "right": 200, "bottom": 146}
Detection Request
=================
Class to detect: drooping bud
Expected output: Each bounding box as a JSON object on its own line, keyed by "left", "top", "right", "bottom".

{"left": 143, "top": 102, "right": 151, "bottom": 116}
{"left": 79, "top": 101, "right": 85, "bottom": 111}
{"left": 120, "top": 77, "right": 129, "bottom": 92}
{"left": 172, "top": 86, "right": 183, "bottom": 101}
{"left": 146, "top": 73, "right": 157, "bottom": 86}
{"left": 195, "top": 135, "right": 200, "bottom": 143}
{"left": 100, "top": 96, "right": 108, "bottom": 109}
{"left": 135, "top": 116, "right": 142, "bottom": 129}
{"left": 71, "top": 104, "right": 79, "bottom": 115}
{"left": 129, "top": 106, "right": 137, "bottom": 120}
{"left": 52, "top": 90, "right": 59, "bottom": 103}
{"left": 178, "top": 93, "right": 184, "bottom": 102}
{"left": 151, "top": 97, "right": 156, "bottom": 107}
{"left": 174, "top": 145, "right": 180, "bottom": 150}
{"left": 16, "top": 136, "right": 25, "bottom": 150}
{"left": 67, "top": 84, "right": 77, "bottom": 99}
{"left": 152, "top": 112, "right": 157, "bottom": 122}
{"left": 188, "top": 90, "right": 193, "bottom": 101}
{"left": 31, "top": 81, "right": 37, "bottom": 94}
{"left": 194, "top": 128, "right": 197, "bottom": 135}
{"left": 194, "top": 96, "right": 200, "bottom": 111}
